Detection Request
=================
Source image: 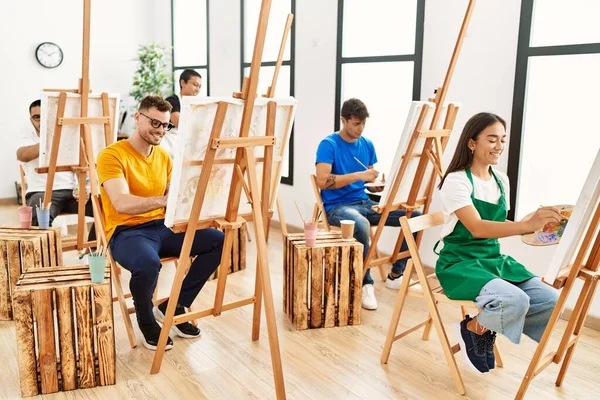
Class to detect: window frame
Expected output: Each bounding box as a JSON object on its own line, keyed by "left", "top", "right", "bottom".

{"left": 507, "top": 0, "right": 600, "bottom": 220}
{"left": 334, "top": 0, "right": 425, "bottom": 132}
{"left": 171, "top": 0, "right": 211, "bottom": 95}
{"left": 240, "top": 0, "right": 296, "bottom": 186}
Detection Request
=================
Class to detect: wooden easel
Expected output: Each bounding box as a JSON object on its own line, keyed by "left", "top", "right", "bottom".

{"left": 37, "top": 0, "right": 112, "bottom": 252}
{"left": 150, "top": 1, "right": 286, "bottom": 398}
{"left": 363, "top": 0, "right": 475, "bottom": 275}
{"left": 516, "top": 201, "right": 600, "bottom": 399}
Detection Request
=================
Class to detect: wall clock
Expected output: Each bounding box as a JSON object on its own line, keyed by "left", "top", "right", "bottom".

{"left": 36, "top": 42, "right": 63, "bottom": 68}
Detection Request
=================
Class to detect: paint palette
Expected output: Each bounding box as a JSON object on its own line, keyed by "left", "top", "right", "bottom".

{"left": 364, "top": 180, "right": 386, "bottom": 188}
{"left": 521, "top": 204, "right": 573, "bottom": 246}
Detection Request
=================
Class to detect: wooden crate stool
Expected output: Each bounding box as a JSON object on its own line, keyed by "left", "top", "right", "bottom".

{"left": 12, "top": 264, "right": 115, "bottom": 397}
{"left": 310, "top": 174, "right": 386, "bottom": 281}
{"left": 380, "top": 212, "right": 504, "bottom": 395}
{"left": 0, "top": 226, "right": 63, "bottom": 320}
{"left": 208, "top": 220, "right": 248, "bottom": 281}
{"left": 284, "top": 231, "right": 363, "bottom": 329}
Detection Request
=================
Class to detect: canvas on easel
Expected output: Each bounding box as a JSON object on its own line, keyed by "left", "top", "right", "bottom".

{"left": 165, "top": 96, "right": 296, "bottom": 227}
{"left": 516, "top": 148, "right": 600, "bottom": 399}
{"left": 39, "top": 92, "right": 119, "bottom": 168}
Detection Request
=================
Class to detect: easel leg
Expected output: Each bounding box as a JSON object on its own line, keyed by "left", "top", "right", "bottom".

{"left": 555, "top": 279, "right": 598, "bottom": 387}
{"left": 381, "top": 260, "right": 414, "bottom": 363}
{"left": 246, "top": 151, "right": 286, "bottom": 398}
{"left": 213, "top": 229, "right": 236, "bottom": 315}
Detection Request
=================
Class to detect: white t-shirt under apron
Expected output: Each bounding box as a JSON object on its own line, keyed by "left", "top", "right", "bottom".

{"left": 19, "top": 130, "right": 77, "bottom": 194}
{"left": 439, "top": 169, "right": 510, "bottom": 239}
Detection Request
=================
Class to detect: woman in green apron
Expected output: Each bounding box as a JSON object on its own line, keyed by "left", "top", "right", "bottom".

{"left": 435, "top": 112, "right": 561, "bottom": 373}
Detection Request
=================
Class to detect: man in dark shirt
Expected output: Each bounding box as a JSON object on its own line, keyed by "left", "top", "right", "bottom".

{"left": 162, "top": 69, "right": 202, "bottom": 158}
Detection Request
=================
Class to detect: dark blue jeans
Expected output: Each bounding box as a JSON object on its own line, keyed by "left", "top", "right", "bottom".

{"left": 326, "top": 199, "right": 420, "bottom": 285}
{"left": 109, "top": 219, "right": 224, "bottom": 324}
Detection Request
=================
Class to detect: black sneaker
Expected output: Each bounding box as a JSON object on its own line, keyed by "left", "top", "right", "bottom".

{"left": 486, "top": 331, "right": 497, "bottom": 370}
{"left": 138, "top": 321, "right": 174, "bottom": 351}
{"left": 456, "top": 315, "right": 489, "bottom": 373}
{"left": 154, "top": 301, "right": 201, "bottom": 339}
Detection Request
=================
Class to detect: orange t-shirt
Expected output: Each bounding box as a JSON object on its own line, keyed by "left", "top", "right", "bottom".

{"left": 96, "top": 140, "right": 172, "bottom": 241}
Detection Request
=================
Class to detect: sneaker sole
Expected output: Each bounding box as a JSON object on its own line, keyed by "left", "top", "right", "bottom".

{"left": 454, "top": 323, "right": 487, "bottom": 374}
{"left": 141, "top": 337, "right": 173, "bottom": 351}
{"left": 153, "top": 307, "right": 201, "bottom": 339}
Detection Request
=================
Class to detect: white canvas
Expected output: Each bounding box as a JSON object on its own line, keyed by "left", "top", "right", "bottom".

{"left": 39, "top": 92, "right": 119, "bottom": 168}
{"left": 165, "top": 96, "right": 296, "bottom": 227}
{"left": 544, "top": 149, "right": 600, "bottom": 285}
{"left": 378, "top": 101, "right": 457, "bottom": 206}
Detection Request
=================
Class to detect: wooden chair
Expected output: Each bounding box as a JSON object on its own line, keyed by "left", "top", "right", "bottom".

{"left": 310, "top": 174, "right": 386, "bottom": 281}
{"left": 380, "top": 211, "right": 503, "bottom": 395}
{"left": 90, "top": 195, "right": 197, "bottom": 349}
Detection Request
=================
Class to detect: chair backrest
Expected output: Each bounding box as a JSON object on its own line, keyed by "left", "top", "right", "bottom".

{"left": 310, "top": 174, "right": 331, "bottom": 230}
{"left": 399, "top": 211, "right": 444, "bottom": 271}
{"left": 19, "top": 165, "right": 27, "bottom": 206}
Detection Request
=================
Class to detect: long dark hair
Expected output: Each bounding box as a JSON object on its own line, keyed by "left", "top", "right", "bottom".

{"left": 438, "top": 112, "right": 506, "bottom": 189}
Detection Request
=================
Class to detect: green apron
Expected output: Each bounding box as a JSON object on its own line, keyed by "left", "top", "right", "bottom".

{"left": 434, "top": 168, "right": 535, "bottom": 300}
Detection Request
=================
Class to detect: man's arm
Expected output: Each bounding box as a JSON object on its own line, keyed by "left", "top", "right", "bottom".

{"left": 316, "top": 162, "right": 378, "bottom": 190}
{"left": 16, "top": 144, "right": 40, "bottom": 163}
{"left": 102, "top": 177, "right": 167, "bottom": 215}
{"left": 170, "top": 112, "right": 180, "bottom": 128}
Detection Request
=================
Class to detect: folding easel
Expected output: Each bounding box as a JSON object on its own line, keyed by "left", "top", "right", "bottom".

{"left": 515, "top": 201, "right": 600, "bottom": 399}
{"left": 37, "top": 0, "right": 112, "bottom": 252}
{"left": 363, "top": 0, "right": 475, "bottom": 276}
{"left": 151, "top": 1, "right": 286, "bottom": 398}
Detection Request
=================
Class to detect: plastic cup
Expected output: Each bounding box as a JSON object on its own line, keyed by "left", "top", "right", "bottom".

{"left": 340, "top": 220, "right": 355, "bottom": 240}
{"left": 18, "top": 206, "right": 33, "bottom": 229}
{"left": 37, "top": 208, "right": 50, "bottom": 229}
{"left": 88, "top": 255, "right": 107, "bottom": 284}
{"left": 304, "top": 222, "right": 318, "bottom": 247}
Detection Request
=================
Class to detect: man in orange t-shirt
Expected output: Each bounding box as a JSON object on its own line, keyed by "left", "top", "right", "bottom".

{"left": 97, "top": 95, "right": 223, "bottom": 351}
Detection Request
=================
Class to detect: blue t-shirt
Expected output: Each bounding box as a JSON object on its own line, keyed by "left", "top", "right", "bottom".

{"left": 315, "top": 133, "right": 377, "bottom": 211}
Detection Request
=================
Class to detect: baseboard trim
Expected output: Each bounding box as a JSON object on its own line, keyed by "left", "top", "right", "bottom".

{"left": 561, "top": 308, "right": 600, "bottom": 331}
{"left": 0, "top": 198, "right": 18, "bottom": 206}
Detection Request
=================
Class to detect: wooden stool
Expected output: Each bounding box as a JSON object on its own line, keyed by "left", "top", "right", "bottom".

{"left": 12, "top": 264, "right": 115, "bottom": 397}
{"left": 207, "top": 221, "right": 248, "bottom": 281}
{"left": 284, "top": 231, "right": 363, "bottom": 330}
{"left": 0, "top": 226, "right": 63, "bottom": 320}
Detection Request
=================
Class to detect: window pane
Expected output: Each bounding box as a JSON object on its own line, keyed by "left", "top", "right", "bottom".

{"left": 173, "top": 68, "right": 208, "bottom": 97}
{"left": 244, "top": 0, "right": 292, "bottom": 63}
{"left": 516, "top": 54, "right": 600, "bottom": 220}
{"left": 530, "top": 0, "right": 600, "bottom": 47}
{"left": 243, "top": 65, "right": 291, "bottom": 97}
{"left": 173, "top": 0, "right": 208, "bottom": 66}
{"left": 340, "top": 62, "right": 414, "bottom": 176}
{"left": 343, "top": 0, "right": 417, "bottom": 57}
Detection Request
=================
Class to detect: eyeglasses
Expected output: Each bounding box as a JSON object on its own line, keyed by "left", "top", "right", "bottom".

{"left": 31, "top": 115, "right": 40, "bottom": 122}
{"left": 139, "top": 112, "right": 173, "bottom": 131}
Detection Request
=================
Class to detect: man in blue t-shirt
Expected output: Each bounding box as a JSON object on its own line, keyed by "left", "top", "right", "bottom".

{"left": 315, "top": 98, "right": 419, "bottom": 310}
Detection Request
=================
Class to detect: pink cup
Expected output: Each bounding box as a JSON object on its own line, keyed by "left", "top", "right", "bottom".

{"left": 18, "top": 206, "right": 33, "bottom": 229}
{"left": 304, "top": 222, "right": 318, "bottom": 247}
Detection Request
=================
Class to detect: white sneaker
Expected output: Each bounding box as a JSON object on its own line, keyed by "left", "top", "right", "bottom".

{"left": 361, "top": 284, "right": 378, "bottom": 310}
{"left": 385, "top": 273, "right": 403, "bottom": 289}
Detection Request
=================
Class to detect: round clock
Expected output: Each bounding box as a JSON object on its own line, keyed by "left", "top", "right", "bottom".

{"left": 35, "top": 42, "right": 63, "bottom": 68}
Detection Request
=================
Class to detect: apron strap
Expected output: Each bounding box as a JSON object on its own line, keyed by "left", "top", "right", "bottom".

{"left": 433, "top": 240, "right": 442, "bottom": 255}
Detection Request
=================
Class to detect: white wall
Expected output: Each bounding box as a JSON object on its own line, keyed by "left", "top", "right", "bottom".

{"left": 0, "top": 0, "right": 164, "bottom": 199}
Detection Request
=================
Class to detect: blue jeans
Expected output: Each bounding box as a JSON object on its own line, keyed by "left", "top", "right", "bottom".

{"left": 109, "top": 219, "right": 224, "bottom": 324}
{"left": 475, "top": 277, "right": 558, "bottom": 344}
{"left": 326, "top": 199, "right": 420, "bottom": 285}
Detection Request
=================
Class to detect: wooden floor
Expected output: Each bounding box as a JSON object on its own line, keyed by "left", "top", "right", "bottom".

{"left": 0, "top": 205, "right": 599, "bottom": 399}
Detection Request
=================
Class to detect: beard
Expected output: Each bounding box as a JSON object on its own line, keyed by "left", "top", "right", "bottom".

{"left": 139, "top": 128, "right": 163, "bottom": 146}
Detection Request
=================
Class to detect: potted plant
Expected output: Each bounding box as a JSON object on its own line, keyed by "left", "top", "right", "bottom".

{"left": 130, "top": 43, "right": 172, "bottom": 105}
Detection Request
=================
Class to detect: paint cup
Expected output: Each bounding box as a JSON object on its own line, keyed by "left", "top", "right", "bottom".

{"left": 340, "top": 220, "right": 355, "bottom": 240}
{"left": 36, "top": 207, "right": 50, "bottom": 229}
{"left": 18, "top": 206, "right": 33, "bottom": 229}
{"left": 304, "top": 222, "right": 318, "bottom": 247}
{"left": 88, "top": 255, "right": 106, "bottom": 284}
